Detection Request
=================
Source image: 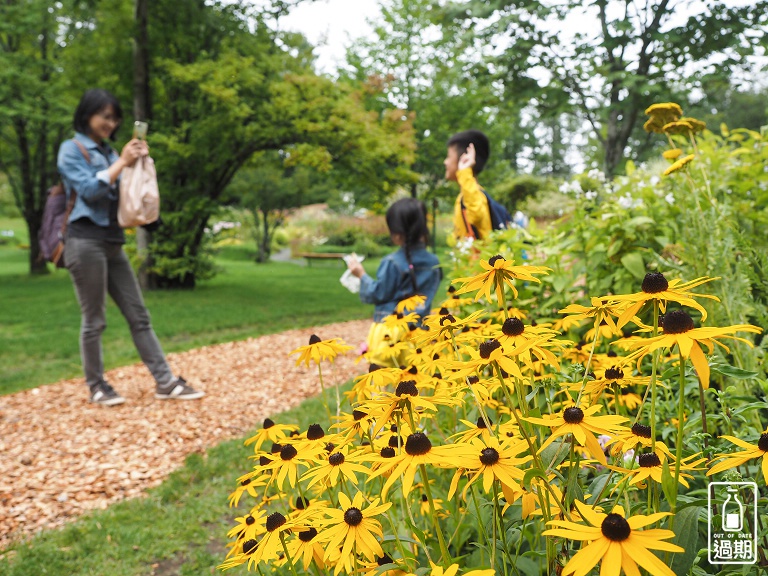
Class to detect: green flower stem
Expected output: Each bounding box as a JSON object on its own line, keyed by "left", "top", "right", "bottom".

{"left": 493, "top": 480, "right": 511, "bottom": 576}
{"left": 469, "top": 483, "right": 489, "bottom": 567}
{"left": 649, "top": 301, "right": 660, "bottom": 453}
{"left": 401, "top": 475, "right": 434, "bottom": 566}
{"left": 420, "top": 464, "right": 452, "bottom": 565}
{"left": 316, "top": 363, "right": 332, "bottom": 424}
{"left": 697, "top": 379, "right": 709, "bottom": 448}
{"left": 575, "top": 320, "right": 601, "bottom": 405}
{"left": 495, "top": 363, "right": 572, "bottom": 522}
{"left": 382, "top": 507, "right": 416, "bottom": 572}
{"left": 671, "top": 350, "right": 687, "bottom": 516}
{"left": 279, "top": 532, "right": 301, "bottom": 576}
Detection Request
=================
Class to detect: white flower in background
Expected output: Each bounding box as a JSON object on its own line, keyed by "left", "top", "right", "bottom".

{"left": 664, "top": 193, "right": 675, "bottom": 205}
{"left": 623, "top": 449, "right": 636, "bottom": 468}
{"left": 602, "top": 213, "right": 612, "bottom": 220}
{"left": 587, "top": 168, "right": 606, "bottom": 183}
{"left": 650, "top": 176, "right": 660, "bottom": 186}
{"left": 585, "top": 190, "right": 598, "bottom": 201}
{"left": 618, "top": 194, "right": 634, "bottom": 209}
{"left": 211, "top": 221, "right": 241, "bottom": 235}
{"left": 312, "top": 235, "right": 328, "bottom": 246}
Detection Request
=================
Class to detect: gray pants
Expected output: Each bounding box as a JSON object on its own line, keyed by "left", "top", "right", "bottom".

{"left": 65, "top": 237, "right": 173, "bottom": 389}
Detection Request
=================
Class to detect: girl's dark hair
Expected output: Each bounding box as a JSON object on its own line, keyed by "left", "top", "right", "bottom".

{"left": 386, "top": 198, "right": 430, "bottom": 293}
{"left": 73, "top": 89, "right": 123, "bottom": 140}
{"left": 447, "top": 129, "right": 490, "bottom": 175}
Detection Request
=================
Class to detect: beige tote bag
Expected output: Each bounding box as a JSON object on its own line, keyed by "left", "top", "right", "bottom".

{"left": 118, "top": 156, "right": 160, "bottom": 227}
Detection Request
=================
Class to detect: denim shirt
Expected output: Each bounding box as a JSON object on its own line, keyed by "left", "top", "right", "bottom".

{"left": 359, "top": 245, "right": 442, "bottom": 322}
{"left": 57, "top": 132, "right": 120, "bottom": 227}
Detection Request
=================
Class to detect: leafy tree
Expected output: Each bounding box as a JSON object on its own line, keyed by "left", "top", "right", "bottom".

{"left": 446, "top": 0, "right": 768, "bottom": 176}
{"left": 0, "top": 1, "right": 75, "bottom": 273}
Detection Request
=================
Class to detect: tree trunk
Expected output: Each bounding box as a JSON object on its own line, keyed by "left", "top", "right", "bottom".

{"left": 258, "top": 209, "right": 271, "bottom": 263}
{"left": 133, "top": 0, "right": 155, "bottom": 289}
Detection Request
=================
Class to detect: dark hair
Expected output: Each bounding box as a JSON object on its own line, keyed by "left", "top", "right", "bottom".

{"left": 73, "top": 89, "right": 123, "bottom": 140}
{"left": 447, "top": 129, "right": 490, "bottom": 175}
{"left": 386, "top": 198, "right": 430, "bottom": 293}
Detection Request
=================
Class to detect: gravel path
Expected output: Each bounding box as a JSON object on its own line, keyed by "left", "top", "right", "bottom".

{"left": 0, "top": 319, "right": 370, "bottom": 549}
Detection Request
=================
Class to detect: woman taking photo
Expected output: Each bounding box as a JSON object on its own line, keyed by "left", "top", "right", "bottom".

{"left": 58, "top": 88, "right": 204, "bottom": 406}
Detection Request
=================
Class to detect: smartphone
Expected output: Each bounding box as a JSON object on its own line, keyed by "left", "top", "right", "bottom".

{"left": 133, "top": 121, "right": 149, "bottom": 140}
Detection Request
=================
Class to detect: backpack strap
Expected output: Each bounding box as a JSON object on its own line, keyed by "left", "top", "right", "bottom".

{"left": 59, "top": 139, "right": 92, "bottom": 239}
{"left": 459, "top": 196, "right": 478, "bottom": 240}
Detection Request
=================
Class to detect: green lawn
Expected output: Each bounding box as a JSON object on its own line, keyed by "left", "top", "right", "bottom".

{"left": 0, "top": 383, "right": 346, "bottom": 575}
{"left": 0, "top": 227, "right": 371, "bottom": 395}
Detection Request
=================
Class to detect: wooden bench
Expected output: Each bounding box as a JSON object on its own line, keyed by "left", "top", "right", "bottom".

{"left": 295, "top": 252, "right": 347, "bottom": 267}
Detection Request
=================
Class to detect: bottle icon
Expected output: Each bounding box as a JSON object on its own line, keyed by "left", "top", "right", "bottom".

{"left": 722, "top": 486, "right": 744, "bottom": 532}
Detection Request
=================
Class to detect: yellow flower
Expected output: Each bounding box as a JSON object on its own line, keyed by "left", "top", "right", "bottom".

{"left": 613, "top": 272, "right": 720, "bottom": 329}
{"left": 228, "top": 473, "right": 269, "bottom": 507}
{"left": 367, "top": 432, "right": 475, "bottom": 498}
{"left": 559, "top": 297, "right": 625, "bottom": 336}
{"left": 448, "top": 436, "right": 531, "bottom": 498}
{"left": 301, "top": 446, "right": 370, "bottom": 489}
{"left": 544, "top": 500, "right": 684, "bottom": 576}
{"left": 624, "top": 309, "right": 761, "bottom": 389}
{"left": 449, "top": 339, "right": 524, "bottom": 380}
{"left": 244, "top": 418, "right": 299, "bottom": 452}
{"left": 644, "top": 102, "right": 683, "bottom": 127}
{"left": 609, "top": 451, "right": 705, "bottom": 489}
{"left": 284, "top": 526, "right": 327, "bottom": 571}
{"left": 321, "top": 491, "right": 392, "bottom": 574}
{"left": 261, "top": 442, "right": 314, "bottom": 490}
{"left": 662, "top": 120, "right": 693, "bottom": 135}
{"left": 395, "top": 294, "right": 427, "bottom": 314}
{"left": 291, "top": 334, "right": 353, "bottom": 367}
{"left": 525, "top": 404, "right": 628, "bottom": 465}
{"left": 680, "top": 116, "right": 706, "bottom": 133}
{"left": 662, "top": 148, "right": 683, "bottom": 160}
{"left": 607, "top": 422, "right": 673, "bottom": 459}
{"left": 570, "top": 365, "right": 650, "bottom": 402}
{"left": 663, "top": 153, "right": 696, "bottom": 176}
{"left": 419, "top": 309, "right": 486, "bottom": 343}
{"left": 422, "top": 563, "right": 495, "bottom": 576}
{"left": 453, "top": 254, "right": 550, "bottom": 302}
{"left": 494, "top": 317, "right": 566, "bottom": 371}
{"left": 707, "top": 431, "right": 768, "bottom": 483}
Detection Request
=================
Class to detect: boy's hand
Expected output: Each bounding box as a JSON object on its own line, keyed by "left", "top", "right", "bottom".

{"left": 347, "top": 257, "right": 365, "bottom": 278}
{"left": 458, "top": 143, "right": 476, "bottom": 171}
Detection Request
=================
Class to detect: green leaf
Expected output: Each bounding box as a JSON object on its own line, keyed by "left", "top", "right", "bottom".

{"left": 522, "top": 467, "right": 549, "bottom": 490}
{"left": 669, "top": 507, "right": 702, "bottom": 576}
{"left": 624, "top": 216, "right": 656, "bottom": 228}
{"left": 620, "top": 251, "right": 646, "bottom": 280}
{"left": 709, "top": 363, "right": 758, "bottom": 380}
{"left": 540, "top": 439, "right": 569, "bottom": 470}
{"left": 587, "top": 474, "right": 611, "bottom": 505}
{"left": 661, "top": 458, "right": 676, "bottom": 506}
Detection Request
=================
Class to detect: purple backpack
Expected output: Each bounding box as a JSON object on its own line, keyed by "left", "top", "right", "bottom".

{"left": 38, "top": 140, "right": 90, "bottom": 268}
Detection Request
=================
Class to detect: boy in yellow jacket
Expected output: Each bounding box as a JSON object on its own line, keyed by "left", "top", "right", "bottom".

{"left": 444, "top": 130, "right": 491, "bottom": 244}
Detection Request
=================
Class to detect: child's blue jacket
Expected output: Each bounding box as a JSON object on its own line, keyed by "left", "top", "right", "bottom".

{"left": 359, "top": 244, "right": 442, "bottom": 322}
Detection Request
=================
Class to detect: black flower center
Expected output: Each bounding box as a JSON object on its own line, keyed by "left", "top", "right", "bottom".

{"left": 378, "top": 554, "right": 394, "bottom": 566}
{"left": 353, "top": 410, "right": 367, "bottom": 421}
{"left": 479, "top": 339, "right": 502, "bottom": 359}
{"left": 325, "top": 442, "right": 335, "bottom": 453}
{"left": 329, "top": 452, "right": 345, "bottom": 466}
{"left": 408, "top": 365, "right": 418, "bottom": 374}
{"left": 468, "top": 375, "right": 479, "bottom": 384}
{"left": 601, "top": 513, "right": 631, "bottom": 541}
{"left": 607, "top": 350, "right": 618, "bottom": 357}
{"left": 632, "top": 423, "right": 652, "bottom": 438}
{"left": 439, "top": 307, "right": 450, "bottom": 315}
{"left": 488, "top": 255, "right": 505, "bottom": 266}
{"left": 405, "top": 432, "right": 432, "bottom": 456}
{"left": 266, "top": 512, "right": 286, "bottom": 532}
{"left": 641, "top": 272, "right": 669, "bottom": 294}
{"left": 280, "top": 445, "right": 298, "bottom": 461}
{"left": 263, "top": 418, "right": 275, "bottom": 429}
{"left": 440, "top": 314, "right": 456, "bottom": 326}
{"left": 309, "top": 334, "right": 321, "bottom": 345}
{"left": 344, "top": 507, "right": 364, "bottom": 526}
{"left": 758, "top": 433, "right": 768, "bottom": 452}
{"left": 306, "top": 424, "right": 325, "bottom": 440}
{"left": 502, "top": 318, "right": 525, "bottom": 336}
{"left": 476, "top": 416, "right": 492, "bottom": 429}
{"left": 270, "top": 442, "right": 283, "bottom": 454}
{"left": 390, "top": 424, "right": 398, "bottom": 432}
{"left": 369, "top": 363, "right": 383, "bottom": 372}
{"left": 421, "top": 494, "right": 428, "bottom": 502}
{"left": 563, "top": 407, "right": 584, "bottom": 424}
{"left": 259, "top": 455, "right": 271, "bottom": 466}
{"left": 662, "top": 310, "right": 694, "bottom": 334}
{"left": 241, "top": 478, "right": 251, "bottom": 486}
{"left": 245, "top": 515, "right": 255, "bottom": 525}
{"left": 380, "top": 447, "right": 396, "bottom": 458}
{"left": 389, "top": 435, "right": 402, "bottom": 448}
{"left": 295, "top": 496, "right": 310, "bottom": 510}
{"left": 480, "top": 447, "right": 500, "bottom": 465}
{"left": 638, "top": 452, "right": 661, "bottom": 467}
{"left": 605, "top": 367, "right": 624, "bottom": 380}
{"left": 396, "top": 380, "right": 419, "bottom": 396}
{"left": 298, "top": 527, "right": 318, "bottom": 542}
{"left": 243, "top": 539, "right": 258, "bottom": 554}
